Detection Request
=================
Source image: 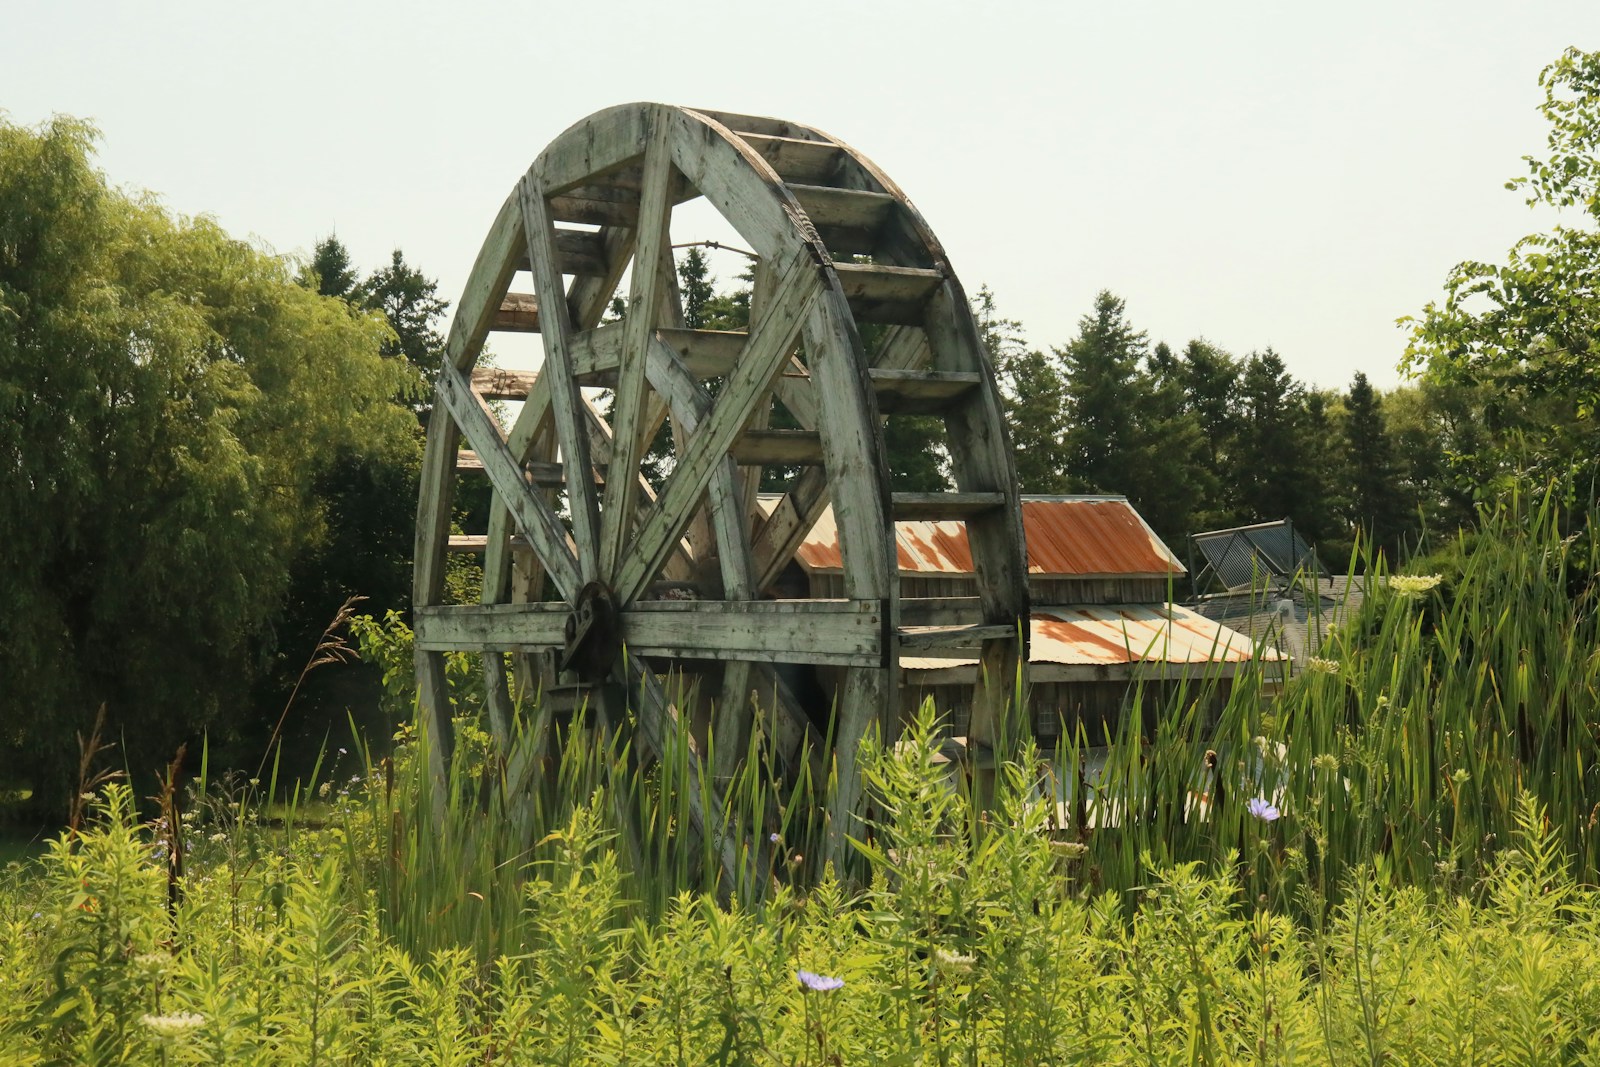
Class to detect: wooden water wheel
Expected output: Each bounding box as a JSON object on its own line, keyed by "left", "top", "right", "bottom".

{"left": 413, "top": 104, "right": 1028, "bottom": 870}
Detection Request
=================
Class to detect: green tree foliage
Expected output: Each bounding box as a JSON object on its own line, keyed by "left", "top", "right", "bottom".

{"left": 1050, "top": 292, "right": 1212, "bottom": 543}
{"left": 0, "top": 118, "right": 417, "bottom": 815}
{"left": 984, "top": 287, "right": 1068, "bottom": 493}
{"left": 1058, "top": 291, "right": 1145, "bottom": 495}
{"left": 305, "top": 236, "right": 359, "bottom": 301}
{"left": 1233, "top": 349, "right": 1312, "bottom": 527}
{"left": 248, "top": 237, "right": 449, "bottom": 771}
{"left": 358, "top": 248, "right": 448, "bottom": 391}
{"left": 676, "top": 245, "right": 717, "bottom": 329}
{"left": 1129, "top": 343, "right": 1212, "bottom": 545}
{"left": 1405, "top": 46, "right": 1600, "bottom": 491}
{"left": 1341, "top": 372, "right": 1412, "bottom": 559}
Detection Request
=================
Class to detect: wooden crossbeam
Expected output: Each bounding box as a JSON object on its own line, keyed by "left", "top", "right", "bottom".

{"left": 415, "top": 602, "right": 570, "bottom": 651}
{"left": 730, "top": 429, "right": 824, "bottom": 466}
{"left": 413, "top": 599, "right": 883, "bottom": 667}
{"left": 470, "top": 367, "right": 539, "bottom": 400}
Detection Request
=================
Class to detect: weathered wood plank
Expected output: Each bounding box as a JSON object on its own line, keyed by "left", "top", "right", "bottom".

{"left": 447, "top": 533, "right": 534, "bottom": 553}
{"left": 738, "top": 133, "right": 844, "bottom": 184}
{"left": 548, "top": 193, "right": 639, "bottom": 231}
{"left": 899, "top": 596, "right": 985, "bottom": 626}
{"left": 869, "top": 368, "right": 980, "bottom": 414}
{"left": 553, "top": 227, "right": 609, "bottom": 275}
{"left": 729, "top": 429, "right": 824, "bottom": 466}
{"left": 470, "top": 367, "right": 540, "bottom": 400}
{"left": 750, "top": 467, "right": 831, "bottom": 592}
{"left": 520, "top": 175, "right": 602, "bottom": 583}
{"left": 897, "top": 623, "right": 1017, "bottom": 653}
{"left": 787, "top": 184, "right": 896, "bottom": 234}
{"left": 415, "top": 602, "right": 571, "bottom": 651}
{"left": 691, "top": 109, "right": 834, "bottom": 142}
{"left": 492, "top": 292, "right": 541, "bottom": 332}
{"left": 600, "top": 116, "right": 674, "bottom": 582}
{"left": 574, "top": 325, "right": 813, "bottom": 389}
{"left": 533, "top": 104, "right": 651, "bottom": 195}
{"left": 660, "top": 327, "right": 745, "bottom": 376}
{"left": 833, "top": 263, "right": 944, "bottom": 325}
{"left": 802, "top": 267, "right": 897, "bottom": 867}
{"left": 625, "top": 599, "right": 882, "bottom": 665}
{"left": 890, "top": 492, "right": 1006, "bottom": 520}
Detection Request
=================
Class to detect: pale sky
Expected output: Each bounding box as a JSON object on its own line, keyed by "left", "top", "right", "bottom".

{"left": 4, "top": 1, "right": 1596, "bottom": 390}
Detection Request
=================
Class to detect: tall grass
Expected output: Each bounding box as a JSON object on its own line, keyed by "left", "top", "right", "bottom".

{"left": 7, "top": 711, "right": 1600, "bottom": 1064}
{"left": 339, "top": 489, "right": 1599, "bottom": 962}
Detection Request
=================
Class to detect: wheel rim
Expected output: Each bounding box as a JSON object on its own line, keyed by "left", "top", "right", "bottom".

{"left": 413, "top": 104, "right": 1029, "bottom": 872}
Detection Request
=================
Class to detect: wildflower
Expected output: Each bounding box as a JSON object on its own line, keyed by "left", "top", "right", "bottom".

{"left": 133, "top": 952, "right": 170, "bottom": 976}
{"left": 248, "top": 778, "right": 260, "bottom": 787}
{"left": 797, "top": 969, "right": 844, "bottom": 993}
{"left": 1247, "top": 797, "right": 1281, "bottom": 822}
{"left": 318, "top": 782, "right": 332, "bottom": 799}
{"left": 1312, "top": 753, "right": 1340, "bottom": 774}
{"left": 1049, "top": 840, "right": 1088, "bottom": 861}
{"left": 209, "top": 832, "right": 228, "bottom": 844}
{"left": 1305, "top": 657, "right": 1340, "bottom": 675}
{"left": 934, "top": 948, "right": 975, "bottom": 972}
{"left": 1451, "top": 768, "right": 1470, "bottom": 786}
{"left": 140, "top": 1012, "right": 205, "bottom": 1039}
{"left": 769, "top": 832, "right": 782, "bottom": 845}
{"left": 337, "top": 747, "right": 347, "bottom": 756}
{"left": 1387, "top": 573, "right": 1442, "bottom": 600}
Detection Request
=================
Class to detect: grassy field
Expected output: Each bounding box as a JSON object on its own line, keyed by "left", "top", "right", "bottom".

{"left": 1, "top": 493, "right": 1597, "bottom": 1063}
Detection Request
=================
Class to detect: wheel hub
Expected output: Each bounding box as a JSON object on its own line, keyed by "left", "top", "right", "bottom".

{"left": 561, "top": 581, "right": 622, "bottom": 681}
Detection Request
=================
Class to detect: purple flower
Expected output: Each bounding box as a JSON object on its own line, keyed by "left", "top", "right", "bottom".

{"left": 1247, "top": 797, "right": 1281, "bottom": 822}
{"left": 797, "top": 969, "right": 844, "bottom": 993}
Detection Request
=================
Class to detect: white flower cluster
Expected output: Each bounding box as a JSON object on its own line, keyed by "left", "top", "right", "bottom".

{"left": 1305, "top": 657, "right": 1341, "bottom": 675}
{"left": 1387, "top": 573, "right": 1443, "bottom": 600}
{"left": 141, "top": 1012, "right": 205, "bottom": 1039}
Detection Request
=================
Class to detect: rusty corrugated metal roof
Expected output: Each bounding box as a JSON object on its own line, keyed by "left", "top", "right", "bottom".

{"left": 758, "top": 495, "right": 1184, "bottom": 577}
{"left": 902, "top": 605, "right": 1280, "bottom": 671}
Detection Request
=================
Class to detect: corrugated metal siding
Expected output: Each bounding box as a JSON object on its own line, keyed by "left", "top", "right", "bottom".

{"left": 902, "top": 605, "right": 1278, "bottom": 671}
{"left": 760, "top": 495, "right": 1185, "bottom": 578}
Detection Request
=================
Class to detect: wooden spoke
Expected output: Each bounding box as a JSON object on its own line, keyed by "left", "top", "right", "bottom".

{"left": 519, "top": 175, "right": 602, "bottom": 582}
{"left": 436, "top": 364, "right": 581, "bottom": 599}
{"left": 600, "top": 118, "right": 675, "bottom": 581}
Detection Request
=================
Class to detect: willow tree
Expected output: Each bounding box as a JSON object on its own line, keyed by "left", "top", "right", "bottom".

{"left": 0, "top": 118, "right": 417, "bottom": 816}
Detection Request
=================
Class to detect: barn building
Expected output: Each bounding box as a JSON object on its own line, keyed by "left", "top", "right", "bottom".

{"left": 767, "top": 495, "right": 1279, "bottom": 745}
